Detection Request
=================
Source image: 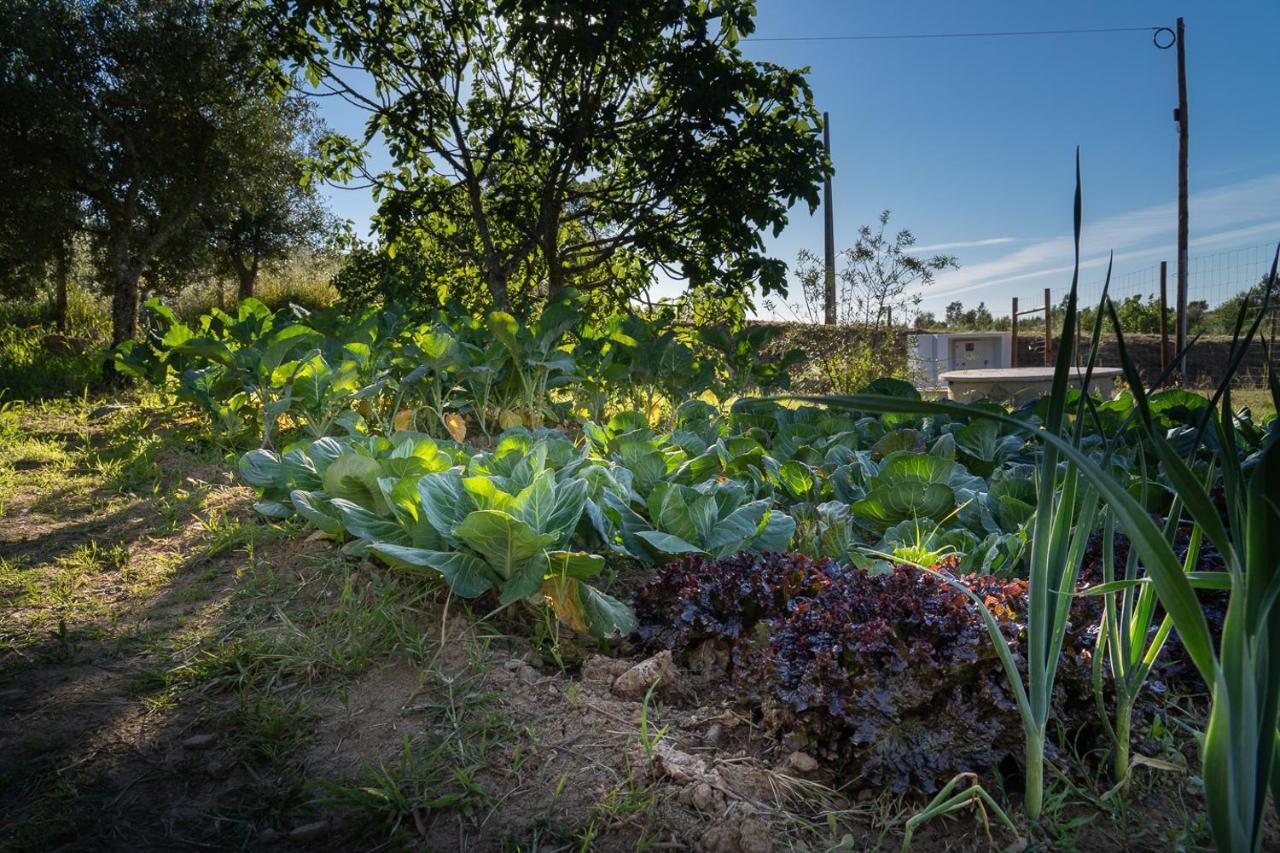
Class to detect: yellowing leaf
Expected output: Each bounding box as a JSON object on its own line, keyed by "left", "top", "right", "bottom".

{"left": 541, "top": 575, "right": 590, "bottom": 633}
{"left": 444, "top": 412, "right": 467, "bottom": 443}
{"left": 498, "top": 409, "right": 523, "bottom": 430}
{"left": 392, "top": 409, "right": 415, "bottom": 432}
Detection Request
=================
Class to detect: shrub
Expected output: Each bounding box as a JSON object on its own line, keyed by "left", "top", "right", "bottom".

{"left": 632, "top": 552, "right": 1096, "bottom": 794}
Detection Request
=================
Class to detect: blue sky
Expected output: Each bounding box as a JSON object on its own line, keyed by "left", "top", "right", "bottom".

{"left": 311, "top": 1, "right": 1280, "bottom": 318}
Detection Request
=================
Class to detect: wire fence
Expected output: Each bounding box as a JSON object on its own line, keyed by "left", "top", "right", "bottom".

{"left": 1077, "top": 243, "right": 1276, "bottom": 311}
{"left": 1065, "top": 242, "right": 1280, "bottom": 385}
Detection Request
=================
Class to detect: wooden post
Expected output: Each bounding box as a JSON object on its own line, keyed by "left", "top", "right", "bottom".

{"left": 1175, "top": 17, "right": 1189, "bottom": 386}
{"left": 1043, "top": 287, "right": 1052, "bottom": 366}
{"left": 886, "top": 306, "right": 893, "bottom": 329}
{"left": 1159, "top": 261, "right": 1169, "bottom": 374}
{"left": 822, "top": 111, "right": 836, "bottom": 325}
{"left": 1011, "top": 297, "right": 1019, "bottom": 368}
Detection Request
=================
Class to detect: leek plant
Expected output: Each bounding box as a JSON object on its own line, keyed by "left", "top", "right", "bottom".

{"left": 1100, "top": 243, "right": 1280, "bottom": 852}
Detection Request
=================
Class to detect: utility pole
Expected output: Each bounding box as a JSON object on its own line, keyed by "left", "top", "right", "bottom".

{"left": 1043, "top": 288, "right": 1052, "bottom": 366}
{"left": 1159, "top": 260, "right": 1169, "bottom": 374}
{"left": 822, "top": 111, "right": 837, "bottom": 325}
{"left": 1174, "top": 18, "right": 1189, "bottom": 386}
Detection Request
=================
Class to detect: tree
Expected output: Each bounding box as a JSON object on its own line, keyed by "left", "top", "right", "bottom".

{"left": 0, "top": 0, "right": 280, "bottom": 365}
{"left": 792, "top": 211, "right": 957, "bottom": 328}
{"left": 200, "top": 97, "right": 339, "bottom": 301}
{"left": 257, "top": 0, "right": 827, "bottom": 316}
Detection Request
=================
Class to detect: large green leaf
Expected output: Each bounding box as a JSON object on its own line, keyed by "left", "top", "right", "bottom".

{"left": 367, "top": 544, "right": 495, "bottom": 598}
{"left": 453, "top": 510, "right": 554, "bottom": 586}
{"left": 239, "top": 449, "right": 284, "bottom": 489}
{"left": 544, "top": 550, "right": 606, "bottom": 579}
{"left": 647, "top": 483, "right": 700, "bottom": 545}
{"left": 416, "top": 470, "right": 475, "bottom": 541}
{"left": 635, "top": 530, "right": 706, "bottom": 556}
{"left": 852, "top": 483, "right": 955, "bottom": 529}
{"left": 323, "top": 453, "right": 388, "bottom": 515}
{"left": 330, "top": 498, "right": 409, "bottom": 544}
{"left": 705, "top": 500, "right": 769, "bottom": 557}
{"left": 289, "top": 489, "right": 344, "bottom": 535}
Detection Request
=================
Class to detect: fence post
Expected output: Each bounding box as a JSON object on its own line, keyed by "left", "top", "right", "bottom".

{"left": 1011, "top": 297, "right": 1019, "bottom": 368}
{"left": 1043, "top": 287, "right": 1052, "bottom": 366}
{"left": 1159, "top": 261, "right": 1169, "bottom": 375}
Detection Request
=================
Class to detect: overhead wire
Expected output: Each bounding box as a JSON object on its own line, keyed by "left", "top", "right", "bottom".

{"left": 748, "top": 26, "right": 1159, "bottom": 43}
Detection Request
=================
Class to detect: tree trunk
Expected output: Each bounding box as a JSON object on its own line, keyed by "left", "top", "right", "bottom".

{"left": 54, "top": 248, "right": 69, "bottom": 333}
{"left": 488, "top": 265, "right": 510, "bottom": 312}
{"left": 544, "top": 229, "right": 564, "bottom": 300}
{"left": 104, "top": 261, "right": 142, "bottom": 384}
{"left": 237, "top": 267, "right": 255, "bottom": 301}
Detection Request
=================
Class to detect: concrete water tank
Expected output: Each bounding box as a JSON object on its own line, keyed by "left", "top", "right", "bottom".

{"left": 910, "top": 332, "right": 1012, "bottom": 386}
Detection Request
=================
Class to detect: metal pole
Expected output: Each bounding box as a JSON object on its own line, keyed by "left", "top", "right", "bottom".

{"left": 1011, "top": 297, "right": 1019, "bottom": 368}
{"left": 1043, "top": 287, "right": 1052, "bottom": 366}
{"left": 822, "top": 111, "right": 836, "bottom": 325}
{"left": 1175, "top": 18, "right": 1189, "bottom": 386}
{"left": 1159, "top": 261, "right": 1169, "bottom": 374}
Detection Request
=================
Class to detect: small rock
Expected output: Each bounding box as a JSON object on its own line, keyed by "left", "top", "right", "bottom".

{"left": 701, "top": 816, "right": 774, "bottom": 853}
{"left": 580, "top": 654, "right": 632, "bottom": 690}
{"left": 181, "top": 734, "right": 216, "bottom": 750}
{"left": 787, "top": 751, "right": 819, "bottom": 774}
{"left": 736, "top": 818, "right": 774, "bottom": 853}
{"left": 288, "top": 820, "right": 329, "bottom": 842}
{"left": 612, "top": 650, "right": 679, "bottom": 700}
{"left": 645, "top": 740, "right": 709, "bottom": 785}
{"left": 688, "top": 780, "right": 723, "bottom": 813}
{"left": 501, "top": 657, "right": 540, "bottom": 684}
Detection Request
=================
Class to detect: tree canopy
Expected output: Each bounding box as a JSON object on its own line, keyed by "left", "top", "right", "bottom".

{"left": 258, "top": 0, "right": 828, "bottom": 316}
{"left": 0, "top": 0, "right": 336, "bottom": 358}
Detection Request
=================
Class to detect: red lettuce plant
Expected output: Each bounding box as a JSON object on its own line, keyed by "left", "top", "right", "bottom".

{"left": 632, "top": 553, "right": 1096, "bottom": 794}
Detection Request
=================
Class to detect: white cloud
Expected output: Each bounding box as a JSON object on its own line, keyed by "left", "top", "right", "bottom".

{"left": 907, "top": 237, "right": 1018, "bottom": 253}
{"left": 921, "top": 172, "right": 1280, "bottom": 299}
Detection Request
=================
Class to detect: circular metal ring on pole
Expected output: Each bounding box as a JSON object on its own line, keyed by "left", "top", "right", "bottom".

{"left": 1153, "top": 27, "right": 1176, "bottom": 49}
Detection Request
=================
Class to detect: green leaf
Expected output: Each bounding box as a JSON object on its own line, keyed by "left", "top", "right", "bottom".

{"left": 331, "top": 498, "right": 409, "bottom": 544}
{"left": 367, "top": 544, "right": 494, "bottom": 597}
{"left": 417, "top": 470, "right": 475, "bottom": 541}
{"left": 239, "top": 449, "right": 284, "bottom": 489}
{"left": 544, "top": 550, "right": 606, "bottom": 579}
{"left": 289, "top": 489, "right": 343, "bottom": 535}
{"left": 453, "top": 510, "right": 554, "bottom": 584}
{"left": 486, "top": 311, "right": 520, "bottom": 358}
{"left": 323, "top": 453, "right": 389, "bottom": 515}
{"left": 636, "top": 530, "right": 706, "bottom": 556}
{"left": 579, "top": 584, "right": 638, "bottom": 638}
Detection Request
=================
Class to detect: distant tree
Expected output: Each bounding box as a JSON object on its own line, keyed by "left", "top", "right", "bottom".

{"left": 257, "top": 0, "right": 828, "bottom": 316}
{"left": 944, "top": 301, "right": 966, "bottom": 327}
{"left": 199, "top": 98, "right": 340, "bottom": 301}
{"left": 792, "top": 211, "right": 957, "bottom": 327}
{"left": 0, "top": 0, "right": 283, "bottom": 368}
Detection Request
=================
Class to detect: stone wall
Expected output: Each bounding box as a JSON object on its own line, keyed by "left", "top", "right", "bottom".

{"left": 750, "top": 320, "right": 1278, "bottom": 391}
{"left": 1013, "top": 333, "right": 1279, "bottom": 387}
